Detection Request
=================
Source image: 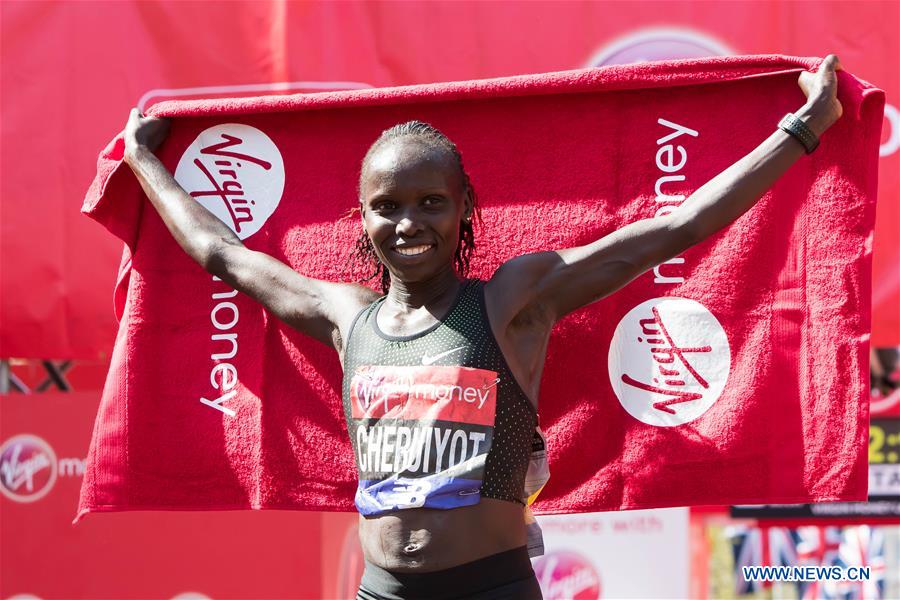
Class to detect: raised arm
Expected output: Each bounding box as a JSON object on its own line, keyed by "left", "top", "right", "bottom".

{"left": 122, "top": 109, "right": 378, "bottom": 351}
{"left": 489, "top": 55, "right": 844, "bottom": 325}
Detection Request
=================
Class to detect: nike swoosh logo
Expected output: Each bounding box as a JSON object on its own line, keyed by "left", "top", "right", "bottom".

{"left": 421, "top": 346, "right": 466, "bottom": 366}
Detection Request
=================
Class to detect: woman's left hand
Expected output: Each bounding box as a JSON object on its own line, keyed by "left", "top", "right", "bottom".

{"left": 796, "top": 54, "right": 843, "bottom": 137}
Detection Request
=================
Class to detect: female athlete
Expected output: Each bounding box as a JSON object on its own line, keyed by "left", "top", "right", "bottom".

{"left": 122, "top": 55, "right": 842, "bottom": 599}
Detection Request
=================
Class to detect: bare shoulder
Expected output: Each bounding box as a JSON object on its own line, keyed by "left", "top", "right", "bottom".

{"left": 483, "top": 253, "right": 560, "bottom": 403}
{"left": 484, "top": 252, "right": 560, "bottom": 331}
{"left": 325, "top": 280, "right": 381, "bottom": 351}
{"left": 320, "top": 281, "right": 381, "bottom": 328}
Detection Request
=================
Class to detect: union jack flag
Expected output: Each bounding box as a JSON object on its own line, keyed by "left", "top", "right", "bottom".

{"left": 730, "top": 525, "right": 887, "bottom": 599}
{"left": 833, "top": 526, "right": 886, "bottom": 600}
{"left": 796, "top": 526, "right": 843, "bottom": 599}
{"left": 730, "top": 526, "right": 799, "bottom": 595}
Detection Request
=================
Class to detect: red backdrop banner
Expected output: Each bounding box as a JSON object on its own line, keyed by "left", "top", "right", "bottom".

{"left": 2, "top": 4, "right": 897, "bottom": 597}
{"left": 0, "top": 392, "right": 323, "bottom": 599}
{"left": 1, "top": 0, "right": 898, "bottom": 359}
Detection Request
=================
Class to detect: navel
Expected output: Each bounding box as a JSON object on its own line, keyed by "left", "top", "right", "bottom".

{"left": 402, "top": 541, "right": 423, "bottom": 555}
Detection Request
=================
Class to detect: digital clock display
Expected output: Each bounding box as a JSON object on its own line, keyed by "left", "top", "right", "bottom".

{"left": 869, "top": 419, "right": 900, "bottom": 497}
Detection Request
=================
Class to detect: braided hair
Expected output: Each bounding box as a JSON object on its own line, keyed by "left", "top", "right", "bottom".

{"left": 351, "top": 121, "right": 480, "bottom": 293}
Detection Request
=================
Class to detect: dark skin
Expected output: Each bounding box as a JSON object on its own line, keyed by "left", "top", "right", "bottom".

{"left": 123, "top": 56, "right": 842, "bottom": 572}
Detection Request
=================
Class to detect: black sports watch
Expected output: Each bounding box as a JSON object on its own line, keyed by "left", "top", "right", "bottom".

{"left": 778, "top": 113, "right": 819, "bottom": 154}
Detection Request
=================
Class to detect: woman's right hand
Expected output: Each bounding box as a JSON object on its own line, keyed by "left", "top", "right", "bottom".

{"left": 123, "top": 108, "right": 171, "bottom": 162}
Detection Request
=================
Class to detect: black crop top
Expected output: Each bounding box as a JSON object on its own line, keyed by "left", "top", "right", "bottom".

{"left": 341, "top": 279, "right": 537, "bottom": 516}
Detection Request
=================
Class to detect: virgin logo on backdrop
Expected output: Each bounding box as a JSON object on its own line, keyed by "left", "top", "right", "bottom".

{"left": 533, "top": 550, "right": 601, "bottom": 600}
{"left": 587, "top": 27, "right": 731, "bottom": 67}
{"left": 174, "top": 124, "right": 285, "bottom": 240}
{"left": 608, "top": 297, "right": 731, "bottom": 427}
{"left": 0, "top": 434, "right": 86, "bottom": 503}
{"left": 0, "top": 434, "right": 57, "bottom": 503}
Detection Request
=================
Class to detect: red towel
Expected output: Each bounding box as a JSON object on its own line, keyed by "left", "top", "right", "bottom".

{"left": 77, "top": 55, "right": 883, "bottom": 521}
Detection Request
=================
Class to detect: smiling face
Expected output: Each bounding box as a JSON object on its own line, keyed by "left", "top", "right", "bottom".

{"left": 360, "top": 137, "right": 473, "bottom": 284}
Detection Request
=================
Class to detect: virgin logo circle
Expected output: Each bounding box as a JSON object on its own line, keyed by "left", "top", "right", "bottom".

{"left": 174, "top": 124, "right": 285, "bottom": 240}
{"left": 608, "top": 297, "right": 730, "bottom": 427}
{"left": 587, "top": 27, "right": 731, "bottom": 67}
{"left": 0, "top": 434, "right": 58, "bottom": 503}
{"left": 533, "top": 550, "right": 601, "bottom": 600}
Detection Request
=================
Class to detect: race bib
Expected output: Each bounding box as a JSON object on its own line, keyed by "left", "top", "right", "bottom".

{"left": 349, "top": 365, "right": 498, "bottom": 515}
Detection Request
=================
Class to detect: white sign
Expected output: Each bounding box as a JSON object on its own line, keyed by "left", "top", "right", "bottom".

{"left": 533, "top": 508, "right": 690, "bottom": 599}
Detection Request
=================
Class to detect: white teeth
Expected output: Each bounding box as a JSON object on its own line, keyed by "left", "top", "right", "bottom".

{"left": 395, "top": 245, "right": 432, "bottom": 256}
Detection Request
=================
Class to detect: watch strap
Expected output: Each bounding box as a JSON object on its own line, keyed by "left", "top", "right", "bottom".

{"left": 778, "top": 113, "right": 819, "bottom": 154}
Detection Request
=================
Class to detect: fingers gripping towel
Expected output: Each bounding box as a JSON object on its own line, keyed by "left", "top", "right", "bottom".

{"left": 77, "top": 55, "right": 883, "bottom": 521}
